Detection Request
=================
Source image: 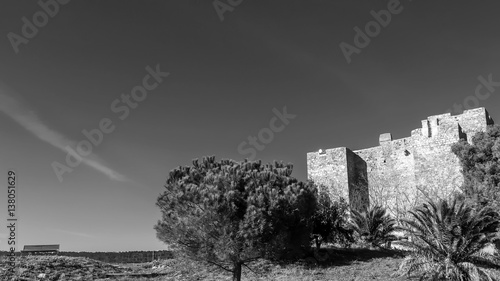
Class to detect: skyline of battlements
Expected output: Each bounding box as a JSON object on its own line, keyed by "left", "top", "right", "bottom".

{"left": 307, "top": 107, "right": 494, "bottom": 219}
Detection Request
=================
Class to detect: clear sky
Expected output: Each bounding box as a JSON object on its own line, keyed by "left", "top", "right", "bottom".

{"left": 0, "top": 0, "right": 499, "bottom": 252}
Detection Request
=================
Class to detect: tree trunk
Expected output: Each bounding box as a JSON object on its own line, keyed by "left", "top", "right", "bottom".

{"left": 232, "top": 261, "right": 242, "bottom": 281}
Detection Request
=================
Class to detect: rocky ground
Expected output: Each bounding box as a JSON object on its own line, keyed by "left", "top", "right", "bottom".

{"left": 0, "top": 249, "right": 407, "bottom": 281}
{"left": 0, "top": 255, "right": 171, "bottom": 281}
{"left": 2, "top": 247, "right": 497, "bottom": 281}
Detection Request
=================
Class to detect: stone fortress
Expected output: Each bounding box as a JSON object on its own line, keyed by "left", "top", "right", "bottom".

{"left": 307, "top": 108, "right": 495, "bottom": 219}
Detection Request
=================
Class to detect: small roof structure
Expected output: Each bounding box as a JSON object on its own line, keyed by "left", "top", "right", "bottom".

{"left": 22, "top": 244, "right": 60, "bottom": 255}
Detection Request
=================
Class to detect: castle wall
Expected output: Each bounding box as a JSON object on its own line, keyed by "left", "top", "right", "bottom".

{"left": 307, "top": 147, "right": 349, "bottom": 203}
{"left": 307, "top": 108, "right": 493, "bottom": 218}
{"left": 354, "top": 137, "right": 417, "bottom": 220}
{"left": 306, "top": 147, "right": 369, "bottom": 212}
{"left": 412, "top": 138, "right": 463, "bottom": 204}
{"left": 346, "top": 149, "right": 369, "bottom": 212}
{"left": 453, "top": 107, "right": 492, "bottom": 142}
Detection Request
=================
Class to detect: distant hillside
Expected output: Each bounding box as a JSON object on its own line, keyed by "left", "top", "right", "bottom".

{"left": 0, "top": 250, "right": 173, "bottom": 263}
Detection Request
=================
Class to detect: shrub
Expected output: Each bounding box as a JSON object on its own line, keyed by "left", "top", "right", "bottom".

{"left": 350, "top": 205, "right": 398, "bottom": 249}
{"left": 397, "top": 198, "right": 500, "bottom": 280}
{"left": 452, "top": 124, "right": 500, "bottom": 209}
{"left": 311, "top": 188, "right": 353, "bottom": 249}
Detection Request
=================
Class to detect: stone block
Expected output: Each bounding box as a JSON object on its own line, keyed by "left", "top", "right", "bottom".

{"left": 379, "top": 133, "right": 392, "bottom": 145}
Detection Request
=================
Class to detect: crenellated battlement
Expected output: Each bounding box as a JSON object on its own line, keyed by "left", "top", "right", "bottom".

{"left": 380, "top": 108, "right": 491, "bottom": 146}
{"left": 307, "top": 107, "right": 493, "bottom": 217}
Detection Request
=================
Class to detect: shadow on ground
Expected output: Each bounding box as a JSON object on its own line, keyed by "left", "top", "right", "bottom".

{"left": 324, "top": 247, "right": 406, "bottom": 266}
{"left": 268, "top": 247, "right": 407, "bottom": 269}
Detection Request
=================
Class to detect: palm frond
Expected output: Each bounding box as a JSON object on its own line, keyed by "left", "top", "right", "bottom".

{"left": 398, "top": 197, "right": 500, "bottom": 280}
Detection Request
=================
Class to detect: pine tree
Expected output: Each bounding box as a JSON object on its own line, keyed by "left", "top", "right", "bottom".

{"left": 154, "top": 156, "right": 317, "bottom": 281}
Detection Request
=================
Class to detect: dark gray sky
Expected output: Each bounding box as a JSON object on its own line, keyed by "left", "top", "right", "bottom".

{"left": 0, "top": 0, "right": 499, "bottom": 251}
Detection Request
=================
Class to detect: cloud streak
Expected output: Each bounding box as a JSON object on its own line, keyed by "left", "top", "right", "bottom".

{"left": 0, "top": 86, "right": 127, "bottom": 182}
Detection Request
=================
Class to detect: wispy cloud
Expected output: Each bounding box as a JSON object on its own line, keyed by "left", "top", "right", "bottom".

{"left": 0, "top": 86, "right": 127, "bottom": 182}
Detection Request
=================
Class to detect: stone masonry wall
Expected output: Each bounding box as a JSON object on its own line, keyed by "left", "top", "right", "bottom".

{"left": 346, "top": 149, "right": 369, "bottom": 212}
{"left": 307, "top": 147, "right": 350, "bottom": 203}
{"left": 354, "top": 137, "right": 417, "bottom": 220}
{"left": 307, "top": 107, "right": 494, "bottom": 218}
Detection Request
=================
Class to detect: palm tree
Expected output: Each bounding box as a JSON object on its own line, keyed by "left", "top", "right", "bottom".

{"left": 350, "top": 205, "right": 398, "bottom": 248}
{"left": 397, "top": 198, "right": 500, "bottom": 280}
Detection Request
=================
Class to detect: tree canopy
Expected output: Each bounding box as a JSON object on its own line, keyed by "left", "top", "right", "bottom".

{"left": 154, "top": 156, "right": 317, "bottom": 281}
{"left": 311, "top": 186, "right": 353, "bottom": 250}
{"left": 452, "top": 124, "right": 500, "bottom": 208}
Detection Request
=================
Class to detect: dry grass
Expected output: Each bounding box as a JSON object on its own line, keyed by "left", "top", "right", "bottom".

{"left": 0, "top": 248, "right": 416, "bottom": 280}
{"left": 108, "top": 248, "right": 411, "bottom": 281}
